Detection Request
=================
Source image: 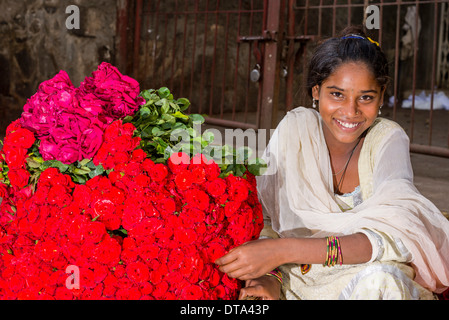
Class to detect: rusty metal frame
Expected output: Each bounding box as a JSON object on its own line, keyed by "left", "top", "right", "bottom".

{"left": 122, "top": 0, "right": 449, "bottom": 158}
{"left": 290, "top": 0, "right": 449, "bottom": 158}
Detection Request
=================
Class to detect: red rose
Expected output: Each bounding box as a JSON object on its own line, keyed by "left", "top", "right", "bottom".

{"left": 131, "top": 149, "right": 147, "bottom": 162}
{"left": 206, "top": 241, "right": 227, "bottom": 263}
{"left": 92, "top": 237, "right": 121, "bottom": 266}
{"left": 149, "top": 261, "right": 168, "bottom": 285}
{"left": 34, "top": 240, "right": 60, "bottom": 263}
{"left": 206, "top": 178, "right": 227, "bottom": 197}
{"left": 141, "top": 158, "right": 155, "bottom": 172}
{"left": 126, "top": 262, "right": 150, "bottom": 283}
{"left": 154, "top": 197, "right": 176, "bottom": 216}
{"left": 180, "top": 284, "right": 203, "bottom": 300}
{"left": 173, "top": 227, "right": 197, "bottom": 245}
{"left": 138, "top": 244, "right": 159, "bottom": 262}
{"left": 84, "top": 221, "right": 106, "bottom": 244}
{"left": 224, "top": 200, "right": 241, "bottom": 217}
{"left": 93, "top": 199, "right": 115, "bottom": 219}
{"left": 181, "top": 206, "right": 205, "bottom": 224}
{"left": 168, "top": 152, "right": 190, "bottom": 173}
{"left": 150, "top": 280, "right": 169, "bottom": 299}
{"left": 8, "top": 168, "right": 30, "bottom": 188}
{"left": 149, "top": 163, "right": 168, "bottom": 182}
{"left": 174, "top": 170, "right": 194, "bottom": 190}
{"left": 184, "top": 188, "right": 210, "bottom": 211}
{"left": 121, "top": 204, "right": 144, "bottom": 230}
{"left": 48, "top": 185, "right": 72, "bottom": 208}
{"left": 4, "top": 127, "right": 35, "bottom": 149}
{"left": 227, "top": 175, "right": 249, "bottom": 202}
{"left": 189, "top": 165, "right": 206, "bottom": 184}
{"left": 3, "top": 146, "right": 27, "bottom": 169}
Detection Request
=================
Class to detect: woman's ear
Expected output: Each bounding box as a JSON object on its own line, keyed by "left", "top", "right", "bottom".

{"left": 312, "top": 85, "right": 320, "bottom": 101}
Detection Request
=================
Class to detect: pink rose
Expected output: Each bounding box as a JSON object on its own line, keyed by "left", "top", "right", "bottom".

{"left": 78, "top": 62, "right": 144, "bottom": 120}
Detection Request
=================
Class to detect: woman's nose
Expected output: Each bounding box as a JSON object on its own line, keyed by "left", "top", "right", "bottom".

{"left": 343, "top": 99, "right": 360, "bottom": 117}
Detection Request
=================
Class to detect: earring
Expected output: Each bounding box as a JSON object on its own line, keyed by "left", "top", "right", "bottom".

{"left": 312, "top": 99, "right": 317, "bottom": 109}
{"left": 378, "top": 104, "right": 383, "bottom": 115}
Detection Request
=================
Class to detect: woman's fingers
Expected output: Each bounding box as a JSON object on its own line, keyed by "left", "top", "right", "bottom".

{"left": 239, "top": 285, "right": 266, "bottom": 300}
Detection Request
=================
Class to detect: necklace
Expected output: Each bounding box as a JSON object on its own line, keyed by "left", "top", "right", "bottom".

{"left": 333, "top": 137, "right": 362, "bottom": 193}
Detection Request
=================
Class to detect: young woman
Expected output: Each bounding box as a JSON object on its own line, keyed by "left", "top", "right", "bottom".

{"left": 215, "top": 26, "right": 449, "bottom": 300}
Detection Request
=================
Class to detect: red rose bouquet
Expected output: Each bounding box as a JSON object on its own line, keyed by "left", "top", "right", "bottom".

{"left": 0, "top": 63, "right": 264, "bottom": 300}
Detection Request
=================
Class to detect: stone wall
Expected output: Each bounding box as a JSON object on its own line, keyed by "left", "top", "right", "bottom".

{"left": 0, "top": 0, "right": 117, "bottom": 137}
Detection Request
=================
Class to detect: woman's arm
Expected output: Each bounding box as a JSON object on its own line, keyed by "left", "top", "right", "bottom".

{"left": 215, "top": 233, "right": 372, "bottom": 281}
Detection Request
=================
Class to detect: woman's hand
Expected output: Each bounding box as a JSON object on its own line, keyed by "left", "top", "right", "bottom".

{"left": 239, "top": 276, "right": 281, "bottom": 300}
{"left": 215, "top": 239, "right": 282, "bottom": 280}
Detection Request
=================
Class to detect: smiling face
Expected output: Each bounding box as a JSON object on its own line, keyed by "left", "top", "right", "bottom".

{"left": 312, "top": 62, "right": 385, "bottom": 148}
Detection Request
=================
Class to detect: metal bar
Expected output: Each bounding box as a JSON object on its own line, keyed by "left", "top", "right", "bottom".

{"left": 161, "top": 11, "right": 169, "bottom": 87}
{"left": 259, "top": 0, "right": 284, "bottom": 131}
{"left": 428, "top": 2, "right": 439, "bottom": 146}
{"left": 286, "top": 0, "right": 296, "bottom": 111}
{"left": 208, "top": 0, "right": 220, "bottom": 116}
{"left": 169, "top": 0, "right": 179, "bottom": 90}
{"left": 378, "top": 0, "right": 383, "bottom": 45}
{"left": 179, "top": 0, "right": 189, "bottom": 97}
{"left": 256, "top": 0, "right": 269, "bottom": 129}
{"left": 151, "top": 0, "right": 161, "bottom": 87}
{"left": 133, "top": 0, "right": 143, "bottom": 79}
{"left": 116, "top": 0, "right": 130, "bottom": 73}
{"left": 231, "top": 0, "right": 243, "bottom": 120}
{"left": 244, "top": 0, "right": 256, "bottom": 124}
{"left": 189, "top": 0, "right": 199, "bottom": 104}
{"left": 294, "top": 0, "right": 449, "bottom": 10}
{"left": 393, "top": 1, "right": 401, "bottom": 121}
{"left": 219, "top": 12, "right": 231, "bottom": 120}
{"left": 332, "top": 0, "right": 337, "bottom": 36}
{"left": 204, "top": 117, "right": 258, "bottom": 131}
{"left": 142, "top": 8, "right": 265, "bottom": 15}
{"left": 409, "top": 1, "right": 420, "bottom": 143}
{"left": 410, "top": 144, "right": 449, "bottom": 158}
{"left": 143, "top": 0, "right": 152, "bottom": 89}
{"left": 198, "top": 0, "right": 210, "bottom": 114}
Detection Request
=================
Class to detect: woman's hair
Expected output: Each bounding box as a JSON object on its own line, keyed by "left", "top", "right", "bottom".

{"left": 306, "top": 25, "right": 389, "bottom": 98}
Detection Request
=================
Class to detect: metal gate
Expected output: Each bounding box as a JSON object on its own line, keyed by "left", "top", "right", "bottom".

{"left": 118, "top": 0, "right": 449, "bottom": 157}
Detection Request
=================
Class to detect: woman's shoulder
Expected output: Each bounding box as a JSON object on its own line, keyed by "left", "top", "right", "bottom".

{"left": 280, "top": 106, "right": 320, "bottom": 126}
{"left": 363, "top": 117, "right": 409, "bottom": 160}
{"left": 367, "top": 117, "right": 406, "bottom": 140}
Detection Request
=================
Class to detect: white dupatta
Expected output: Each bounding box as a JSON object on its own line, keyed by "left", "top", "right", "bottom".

{"left": 256, "top": 107, "right": 449, "bottom": 293}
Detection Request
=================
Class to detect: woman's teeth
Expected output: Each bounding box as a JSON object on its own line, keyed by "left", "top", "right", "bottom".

{"left": 336, "top": 119, "right": 360, "bottom": 129}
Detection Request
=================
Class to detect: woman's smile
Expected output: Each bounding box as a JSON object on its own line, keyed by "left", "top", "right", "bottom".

{"left": 333, "top": 118, "right": 365, "bottom": 131}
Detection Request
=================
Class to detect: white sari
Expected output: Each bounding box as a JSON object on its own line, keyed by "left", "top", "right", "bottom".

{"left": 256, "top": 107, "right": 449, "bottom": 299}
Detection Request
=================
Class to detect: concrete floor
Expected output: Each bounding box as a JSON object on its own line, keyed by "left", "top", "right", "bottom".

{"left": 411, "top": 153, "right": 449, "bottom": 215}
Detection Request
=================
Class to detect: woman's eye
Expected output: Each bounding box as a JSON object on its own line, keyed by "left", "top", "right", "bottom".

{"left": 360, "top": 95, "right": 374, "bottom": 101}
{"left": 331, "top": 92, "right": 343, "bottom": 98}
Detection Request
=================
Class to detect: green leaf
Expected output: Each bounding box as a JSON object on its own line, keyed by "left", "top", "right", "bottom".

{"left": 189, "top": 114, "right": 205, "bottom": 124}
{"left": 151, "top": 127, "right": 164, "bottom": 137}
{"left": 79, "top": 159, "right": 91, "bottom": 167}
{"left": 88, "top": 164, "right": 105, "bottom": 179}
{"left": 139, "top": 106, "right": 151, "bottom": 118}
{"left": 73, "top": 167, "right": 91, "bottom": 175}
{"left": 26, "top": 157, "right": 42, "bottom": 169}
{"left": 157, "top": 87, "right": 171, "bottom": 99}
{"left": 172, "top": 111, "right": 189, "bottom": 121}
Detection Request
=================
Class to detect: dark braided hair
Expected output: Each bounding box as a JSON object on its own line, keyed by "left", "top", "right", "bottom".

{"left": 307, "top": 26, "right": 390, "bottom": 98}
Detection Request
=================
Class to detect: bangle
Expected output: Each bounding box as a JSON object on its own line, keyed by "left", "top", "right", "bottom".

{"left": 323, "top": 236, "right": 343, "bottom": 267}
{"left": 265, "top": 268, "right": 283, "bottom": 285}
